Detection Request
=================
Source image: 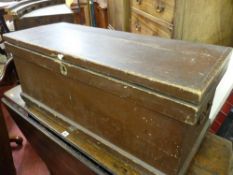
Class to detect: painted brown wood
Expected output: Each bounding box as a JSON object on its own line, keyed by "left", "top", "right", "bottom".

{"left": 3, "top": 23, "right": 232, "bottom": 175}
{"left": 3, "top": 85, "right": 156, "bottom": 175}
{"left": 2, "top": 85, "right": 233, "bottom": 175}
{"left": 94, "top": 2, "right": 108, "bottom": 28}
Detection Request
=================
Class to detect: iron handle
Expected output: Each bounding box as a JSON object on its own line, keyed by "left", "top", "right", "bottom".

{"left": 136, "top": 0, "right": 142, "bottom": 5}
{"left": 155, "top": 0, "right": 165, "bottom": 13}
{"left": 135, "top": 20, "right": 141, "bottom": 32}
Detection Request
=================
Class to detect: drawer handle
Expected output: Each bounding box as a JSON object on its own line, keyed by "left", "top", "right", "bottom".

{"left": 135, "top": 20, "right": 141, "bottom": 31}
{"left": 136, "top": 0, "right": 142, "bottom": 5}
{"left": 155, "top": 0, "right": 165, "bottom": 13}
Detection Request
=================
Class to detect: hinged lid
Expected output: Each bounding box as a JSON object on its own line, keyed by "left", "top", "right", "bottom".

{"left": 4, "top": 23, "right": 232, "bottom": 125}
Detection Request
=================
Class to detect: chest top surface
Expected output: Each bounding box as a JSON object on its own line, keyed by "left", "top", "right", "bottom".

{"left": 4, "top": 23, "right": 232, "bottom": 104}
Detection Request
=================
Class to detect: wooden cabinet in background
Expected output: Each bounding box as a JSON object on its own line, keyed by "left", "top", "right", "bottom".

{"left": 131, "top": 8, "right": 172, "bottom": 38}
{"left": 130, "top": 0, "right": 233, "bottom": 46}
{"left": 107, "top": 0, "right": 130, "bottom": 31}
{"left": 94, "top": 2, "right": 108, "bottom": 28}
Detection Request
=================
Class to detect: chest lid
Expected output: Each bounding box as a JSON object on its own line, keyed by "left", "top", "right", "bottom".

{"left": 4, "top": 23, "right": 232, "bottom": 124}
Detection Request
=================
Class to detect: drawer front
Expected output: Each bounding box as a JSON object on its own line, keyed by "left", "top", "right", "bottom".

{"left": 131, "top": 11, "right": 172, "bottom": 38}
{"left": 131, "top": 0, "right": 175, "bottom": 24}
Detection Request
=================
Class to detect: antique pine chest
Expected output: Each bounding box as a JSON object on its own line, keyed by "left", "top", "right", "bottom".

{"left": 13, "top": 4, "right": 77, "bottom": 30}
{"left": 4, "top": 0, "right": 78, "bottom": 31}
{"left": 4, "top": 23, "right": 232, "bottom": 175}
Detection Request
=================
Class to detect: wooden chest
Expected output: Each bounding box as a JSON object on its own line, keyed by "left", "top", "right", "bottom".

{"left": 5, "top": 1, "right": 78, "bottom": 31}
{"left": 130, "top": 0, "right": 233, "bottom": 46}
{"left": 3, "top": 85, "right": 233, "bottom": 175}
{"left": 13, "top": 4, "right": 77, "bottom": 30}
{"left": 4, "top": 0, "right": 64, "bottom": 17}
{"left": 4, "top": 23, "right": 232, "bottom": 175}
